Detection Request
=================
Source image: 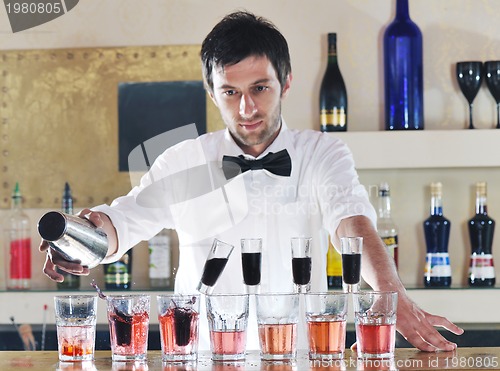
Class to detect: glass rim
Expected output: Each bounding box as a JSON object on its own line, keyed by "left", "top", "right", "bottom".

{"left": 290, "top": 236, "right": 312, "bottom": 241}
{"left": 256, "top": 292, "right": 299, "bottom": 297}
{"left": 106, "top": 294, "right": 151, "bottom": 300}
{"left": 205, "top": 293, "right": 250, "bottom": 298}
{"left": 351, "top": 290, "right": 398, "bottom": 296}
{"left": 304, "top": 291, "right": 347, "bottom": 296}
{"left": 156, "top": 293, "right": 200, "bottom": 299}
{"left": 240, "top": 237, "right": 263, "bottom": 241}
{"left": 54, "top": 294, "right": 98, "bottom": 299}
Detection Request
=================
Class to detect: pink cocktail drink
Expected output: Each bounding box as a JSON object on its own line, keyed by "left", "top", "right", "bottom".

{"left": 258, "top": 323, "right": 297, "bottom": 361}
{"left": 210, "top": 330, "right": 246, "bottom": 361}
{"left": 109, "top": 310, "right": 149, "bottom": 361}
{"left": 159, "top": 305, "right": 199, "bottom": 361}
{"left": 307, "top": 315, "right": 346, "bottom": 359}
{"left": 356, "top": 323, "right": 396, "bottom": 358}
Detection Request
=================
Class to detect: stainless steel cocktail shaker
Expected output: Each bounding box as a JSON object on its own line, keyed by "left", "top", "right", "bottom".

{"left": 37, "top": 211, "right": 108, "bottom": 268}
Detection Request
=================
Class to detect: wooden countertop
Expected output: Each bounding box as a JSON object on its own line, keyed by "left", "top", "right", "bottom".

{"left": 0, "top": 348, "right": 499, "bottom": 370}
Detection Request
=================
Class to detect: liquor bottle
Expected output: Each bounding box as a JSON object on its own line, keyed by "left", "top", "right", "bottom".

{"left": 319, "top": 33, "right": 347, "bottom": 132}
{"left": 326, "top": 236, "right": 342, "bottom": 289}
{"left": 148, "top": 229, "right": 173, "bottom": 289}
{"left": 5, "top": 182, "right": 31, "bottom": 290}
{"left": 423, "top": 182, "right": 451, "bottom": 287}
{"left": 104, "top": 250, "right": 133, "bottom": 290}
{"left": 468, "top": 182, "right": 495, "bottom": 287}
{"left": 56, "top": 182, "right": 81, "bottom": 290}
{"left": 383, "top": 0, "right": 424, "bottom": 130}
{"left": 377, "top": 182, "right": 399, "bottom": 268}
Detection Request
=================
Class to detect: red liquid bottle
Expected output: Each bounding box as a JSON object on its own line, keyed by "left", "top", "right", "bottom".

{"left": 6, "top": 182, "right": 31, "bottom": 290}
{"left": 468, "top": 182, "right": 495, "bottom": 287}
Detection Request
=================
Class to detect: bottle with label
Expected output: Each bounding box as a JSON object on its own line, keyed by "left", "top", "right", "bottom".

{"left": 377, "top": 182, "right": 399, "bottom": 268}
{"left": 326, "top": 236, "right": 343, "bottom": 289}
{"left": 5, "top": 182, "right": 31, "bottom": 290}
{"left": 56, "top": 182, "right": 81, "bottom": 290}
{"left": 468, "top": 182, "right": 495, "bottom": 287}
{"left": 104, "top": 250, "right": 132, "bottom": 290}
{"left": 383, "top": 0, "right": 424, "bottom": 130}
{"left": 149, "top": 229, "right": 172, "bottom": 289}
{"left": 423, "top": 182, "right": 452, "bottom": 287}
{"left": 319, "top": 33, "right": 347, "bottom": 132}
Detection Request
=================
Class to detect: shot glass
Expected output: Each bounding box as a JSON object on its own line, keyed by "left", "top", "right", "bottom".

{"left": 290, "top": 237, "right": 312, "bottom": 293}
{"left": 107, "top": 294, "right": 150, "bottom": 362}
{"left": 256, "top": 293, "right": 299, "bottom": 361}
{"left": 353, "top": 291, "right": 398, "bottom": 359}
{"left": 157, "top": 294, "right": 200, "bottom": 362}
{"left": 340, "top": 236, "right": 363, "bottom": 293}
{"left": 241, "top": 238, "right": 262, "bottom": 294}
{"left": 305, "top": 292, "right": 348, "bottom": 360}
{"left": 197, "top": 239, "right": 235, "bottom": 295}
{"left": 206, "top": 294, "right": 250, "bottom": 362}
{"left": 54, "top": 295, "right": 98, "bottom": 362}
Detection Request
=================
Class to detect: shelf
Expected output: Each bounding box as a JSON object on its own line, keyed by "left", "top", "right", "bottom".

{"left": 334, "top": 130, "right": 500, "bottom": 170}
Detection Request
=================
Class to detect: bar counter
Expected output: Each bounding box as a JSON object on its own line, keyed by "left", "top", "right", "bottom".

{"left": 1, "top": 348, "right": 500, "bottom": 370}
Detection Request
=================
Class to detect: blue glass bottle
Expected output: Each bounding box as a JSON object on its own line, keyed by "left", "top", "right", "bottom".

{"left": 383, "top": 0, "right": 424, "bottom": 130}
{"left": 423, "top": 182, "right": 451, "bottom": 287}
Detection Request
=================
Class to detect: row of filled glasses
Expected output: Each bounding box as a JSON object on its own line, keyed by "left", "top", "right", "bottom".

{"left": 54, "top": 291, "right": 398, "bottom": 364}
{"left": 196, "top": 236, "right": 364, "bottom": 295}
{"left": 456, "top": 60, "right": 500, "bottom": 129}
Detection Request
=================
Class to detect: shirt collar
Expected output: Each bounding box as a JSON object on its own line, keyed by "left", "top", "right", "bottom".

{"left": 217, "top": 117, "right": 295, "bottom": 161}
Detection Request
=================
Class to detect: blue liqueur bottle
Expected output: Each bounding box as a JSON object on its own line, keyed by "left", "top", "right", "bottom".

{"left": 423, "top": 182, "right": 451, "bottom": 287}
{"left": 383, "top": 0, "right": 424, "bottom": 130}
{"left": 468, "top": 182, "right": 495, "bottom": 287}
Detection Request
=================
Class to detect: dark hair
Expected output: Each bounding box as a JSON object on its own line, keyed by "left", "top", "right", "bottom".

{"left": 201, "top": 11, "right": 291, "bottom": 93}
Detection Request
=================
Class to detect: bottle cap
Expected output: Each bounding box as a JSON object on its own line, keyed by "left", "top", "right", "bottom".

{"left": 327, "top": 33, "right": 337, "bottom": 43}
{"left": 430, "top": 182, "right": 442, "bottom": 196}
{"left": 12, "top": 182, "right": 21, "bottom": 199}
{"left": 476, "top": 181, "right": 487, "bottom": 196}
{"left": 379, "top": 182, "right": 390, "bottom": 196}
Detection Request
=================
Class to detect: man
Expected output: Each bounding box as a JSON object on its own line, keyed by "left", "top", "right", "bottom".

{"left": 40, "top": 11, "right": 463, "bottom": 351}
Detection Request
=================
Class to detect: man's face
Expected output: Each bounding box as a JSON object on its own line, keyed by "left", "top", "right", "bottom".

{"left": 209, "top": 56, "right": 291, "bottom": 156}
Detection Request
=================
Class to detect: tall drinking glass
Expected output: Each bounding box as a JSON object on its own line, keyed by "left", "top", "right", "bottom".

{"left": 305, "top": 292, "right": 348, "bottom": 360}
{"left": 241, "top": 238, "right": 262, "bottom": 294}
{"left": 291, "top": 237, "right": 312, "bottom": 293}
{"left": 353, "top": 291, "right": 398, "bottom": 359}
{"left": 54, "top": 295, "right": 98, "bottom": 362}
{"left": 157, "top": 294, "right": 200, "bottom": 362}
{"left": 197, "top": 239, "right": 234, "bottom": 295}
{"left": 341, "top": 237, "right": 363, "bottom": 293}
{"left": 206, "top": 294, "right": 250, "bottom": 362}
{"left": 107, "top": 294, "right": 150, "bottom": 362}
{"left": 256, "top": 293, "right": 299, "bottom": 362}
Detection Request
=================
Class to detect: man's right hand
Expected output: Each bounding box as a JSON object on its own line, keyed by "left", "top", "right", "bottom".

{"left": 39, "top": 208, "right": 116, "bottom": 282}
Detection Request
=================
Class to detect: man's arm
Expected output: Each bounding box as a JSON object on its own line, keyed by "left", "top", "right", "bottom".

{"left": 335, "top": 215, "right": 464, "bottom": 352}
{"left": 39, "top": 209, "right": 118, "bottom": 282}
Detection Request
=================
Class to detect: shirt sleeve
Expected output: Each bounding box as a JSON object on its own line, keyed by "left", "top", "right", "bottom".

{"left": 314, "top": 134, "right": 377, "bottom": 241}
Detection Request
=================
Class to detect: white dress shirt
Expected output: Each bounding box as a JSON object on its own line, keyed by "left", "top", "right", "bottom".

{"left": 94, "top": 119, "right": 376, "bottom": 350}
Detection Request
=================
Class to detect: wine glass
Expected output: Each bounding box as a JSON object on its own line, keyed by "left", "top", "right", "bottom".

{"left": 241, "top": 238, "right": 262, "bottom": 294}
{"left": 485, "top": 61, "right": 500, "bottom": 129}
{"left": 291, "top": 237, "right": 312, "bottom": 293}
{"left": 340, "top": 236, "right": 363, "bottom": 293}
{"left": 456, "top": 61, "right": 483, "bottom": 129}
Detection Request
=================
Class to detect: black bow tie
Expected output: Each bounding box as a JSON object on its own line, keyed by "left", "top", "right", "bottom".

{"left": 222, "top": 149, "right": 292, "bottom": 180}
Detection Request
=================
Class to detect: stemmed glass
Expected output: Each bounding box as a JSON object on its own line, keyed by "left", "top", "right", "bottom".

{"left": 485, "top": 61, "right": 500, "bottom": 129}
{"left": 456, "top": 61, "right": 483, "bottom": 129}
{"left": 340, "top": 236, "right": 363, "bottom": 293}
{"left": 241, "top": 238, "right": 262, "bottom": 294}
{"left": 291, "top": 237, "right": 312, "bottom": 293}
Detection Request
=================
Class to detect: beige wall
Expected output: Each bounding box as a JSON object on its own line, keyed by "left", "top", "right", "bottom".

{"left": 1, "top": 0, "right": 500, "bottom": 289}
